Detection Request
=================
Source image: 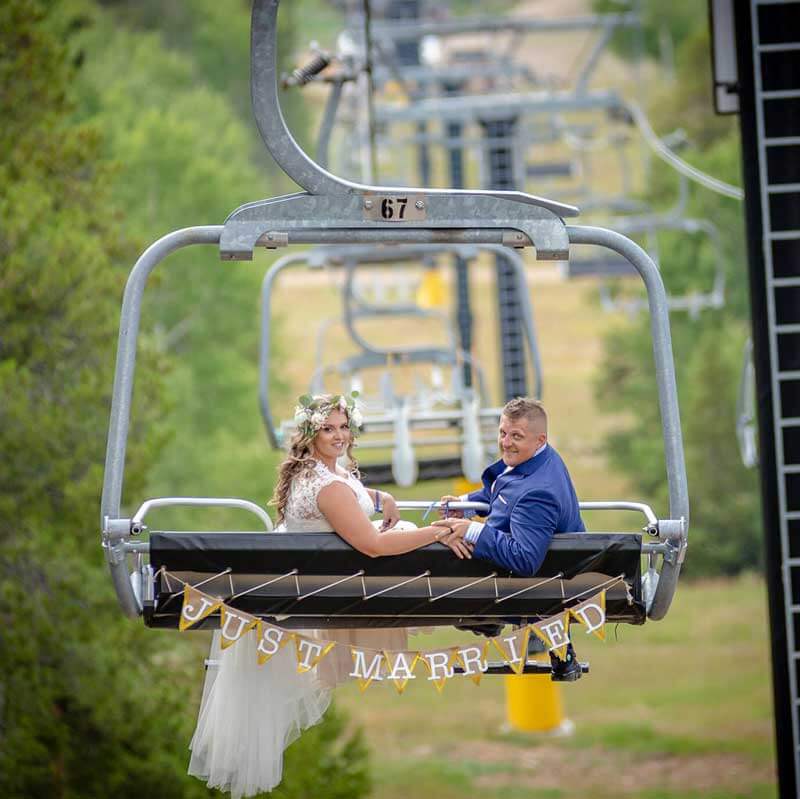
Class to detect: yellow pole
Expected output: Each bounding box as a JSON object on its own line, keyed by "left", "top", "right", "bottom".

{"left": 504, "top": 652, "right": 567, "bottom": 733}
{"left": 416, "top": 266, "right": 447, "bottom": 309}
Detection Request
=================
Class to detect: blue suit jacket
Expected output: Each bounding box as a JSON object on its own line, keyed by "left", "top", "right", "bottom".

{"left": 467, "top": 445, "right": 585, "bottom": 576}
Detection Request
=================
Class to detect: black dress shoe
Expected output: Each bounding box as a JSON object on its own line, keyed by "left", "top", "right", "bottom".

{"left": 455, "top": 622, "right": 504, "bottom": 638}
{"left": 550, "top": 642, "right": 582, "bottom": 682}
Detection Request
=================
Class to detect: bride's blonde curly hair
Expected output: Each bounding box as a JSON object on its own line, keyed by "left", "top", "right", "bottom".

{"left": 270, "top": 393, "right": 361, "bottom": 524}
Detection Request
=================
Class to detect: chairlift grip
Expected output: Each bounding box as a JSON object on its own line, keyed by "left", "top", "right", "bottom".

{"left": 281, "top": 50, "right": 332, "bottom": 89}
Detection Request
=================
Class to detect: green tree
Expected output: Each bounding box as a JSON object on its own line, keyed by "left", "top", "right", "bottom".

{"left": 0, "top": 3, "right": 370, "bottom": 797}
{"left": 593, "top": 8, "right": 760, "bottom": 575}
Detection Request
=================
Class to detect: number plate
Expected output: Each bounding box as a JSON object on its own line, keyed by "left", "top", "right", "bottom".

{"left": 362, "top": 194, "right": 427, "bottom": 222}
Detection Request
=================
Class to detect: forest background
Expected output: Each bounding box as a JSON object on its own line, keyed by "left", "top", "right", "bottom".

{"left": 0, "top": 0, "right": 765, "bottom": 797}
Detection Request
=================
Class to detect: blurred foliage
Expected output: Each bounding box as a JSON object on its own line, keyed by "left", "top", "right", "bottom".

{"left": 592, "top": 7, "right": 761, "bottom": 574}
{"left": 1, "top": 0, "right": 369, "bottom": 796}
{"left": 592, "top": 0, "right": 703, "bottom": 64}
{"left": 61, "top": 0, "right": 294, "bottom": 517}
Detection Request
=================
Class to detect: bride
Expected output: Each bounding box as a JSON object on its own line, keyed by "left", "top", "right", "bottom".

{"left": 188, "top": 393, "right": 462, "bottom": 797}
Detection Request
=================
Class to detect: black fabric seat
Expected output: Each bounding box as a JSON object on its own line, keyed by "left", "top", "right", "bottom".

{"left": 147, "top": 531, "right": 644, "bottom": 629}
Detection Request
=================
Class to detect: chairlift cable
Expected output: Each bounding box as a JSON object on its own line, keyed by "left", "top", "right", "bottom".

{"left": 361, "top": 0, "right": 378, "bottom": 182}
{"left": 628, "top": 101, "right": 744, "bottom": 200}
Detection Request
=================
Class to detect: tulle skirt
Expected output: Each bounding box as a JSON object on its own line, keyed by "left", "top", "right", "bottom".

{"left": 188, "top": 630, "right": 331, "bottom": 798}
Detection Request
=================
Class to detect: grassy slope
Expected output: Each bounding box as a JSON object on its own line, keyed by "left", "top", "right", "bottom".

{"left": 331, "top": 574, "right": 776, "bottom": 799}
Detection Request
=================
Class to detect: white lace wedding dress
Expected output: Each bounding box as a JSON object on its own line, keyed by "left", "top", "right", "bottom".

{"left": 188, "top": 459, "right": 408, "bottom": 797}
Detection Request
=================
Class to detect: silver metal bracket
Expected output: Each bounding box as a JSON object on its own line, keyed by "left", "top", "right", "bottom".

{"left": 103, "top": 516, "right": 132, "bottom": 541}
{"left": 502, "top": 230, "right": 531, "bottom": 248}
{"left": 259, "top": 231, "right": 289, "bottom": 249}
{"left": 105, "top": 541, "right": 128, "bottom": 566}
{"left": 657, "top": 517, "right": 687, "bottom": 543}
{"left": 221, "top": 192, "right": 571, "bottom": 261}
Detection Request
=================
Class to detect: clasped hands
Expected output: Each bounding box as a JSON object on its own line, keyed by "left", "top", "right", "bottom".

{"left": 432, "top": 494, "right": 475, "bottom": 560}
{"left": 376, "top": 492, "right": 473, "bottom": 559}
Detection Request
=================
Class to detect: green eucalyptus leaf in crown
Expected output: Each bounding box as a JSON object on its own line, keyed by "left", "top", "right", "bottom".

{"left": 293, "top": 392, "right": 363, "bottom": 436}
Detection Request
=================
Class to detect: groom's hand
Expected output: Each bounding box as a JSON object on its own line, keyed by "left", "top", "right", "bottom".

{"left": 433, "top": 519, "right": 473, "bottom": 559}
{"left": 439, "top": 495, "right": 465, "bottom": 518}
{"left": 433, "top": 518, "right": 470, "bottom": 538}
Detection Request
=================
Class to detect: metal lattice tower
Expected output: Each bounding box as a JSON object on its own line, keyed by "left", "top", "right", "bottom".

{"left": 480, "top": 116, "right": 529, "bottom": 400}
{"left": 733, "top": 0, "right": 800, "bottom": 794}
{"left": 443, "top": 79, "right": 475, "bottom": 389}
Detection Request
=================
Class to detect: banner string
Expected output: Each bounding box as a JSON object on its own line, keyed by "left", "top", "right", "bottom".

{"left": 428, "top": 572, "right": 497, "bottom": 603}
{"left": 158, "top": 565, "right": 233, "bottom": 609}
{"left": 563, "top": 574, "right": 626, "bottom": 605}
{"left": 494, "top": 571, "right": 564, "bottom": 604}
{"left": 296, "top": 570, "right": 365, "bottom": 601}
{"left": 362, "top": 570, "right": 431, "bottom": 602}
{"left": 163, "top": 569, "right": 627, "bottom": 626}
{"left": 229, "top": 570, "right": 299, "bottom": 601}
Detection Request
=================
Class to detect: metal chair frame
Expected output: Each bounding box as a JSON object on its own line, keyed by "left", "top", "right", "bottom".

{"left": 100, "top": 0, "right": 688, "bottom": 627}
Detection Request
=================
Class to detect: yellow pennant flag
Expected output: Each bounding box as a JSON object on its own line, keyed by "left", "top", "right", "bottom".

{"left": 421, "top": 647, "right": 459, "bottom": 693}
{"left": 489, "top": 626, "right": 530, "bottom": 675}
{"left": 179, "top": 585, "right": 222, "bottom": 631}
{"left": 293, "top": 633, "right": 336, "bottom": 674}
{"left": 454, "top": 641, "right": 489, "bottom": 686}
{"left": 531, "top": 611, "right": 571, "bottom": 660}
{"left": 219, "top": 605, "right": 260, "bottom": 650}
{"left": 256, "top": 622, "right": 294, "bottom": 666}
{"left": 569, "top": 590, "right": 607, "bottom": 641}
{"left": 383, "top": 650, "right": 421, "bottom": 694}
{"left": 349, "top": 647, "right": 386, "bottom": 692}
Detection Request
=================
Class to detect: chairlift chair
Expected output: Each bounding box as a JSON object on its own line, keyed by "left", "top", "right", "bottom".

{"left": 101, "top": 1, "right": 688, "bottom": 661}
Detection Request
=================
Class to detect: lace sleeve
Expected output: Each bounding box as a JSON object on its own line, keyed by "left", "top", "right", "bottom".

{"left": 286, "top": 463, "right": 349, "bottom": 521}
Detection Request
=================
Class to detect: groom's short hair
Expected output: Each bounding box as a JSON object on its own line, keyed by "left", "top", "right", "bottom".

{"left": 502, "top": 397, "right": 547, "bottom": 433}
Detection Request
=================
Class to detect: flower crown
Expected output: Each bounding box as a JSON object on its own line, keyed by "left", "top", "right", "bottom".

{"left": 293, "top": 392, "right": 363, "bottom": 437}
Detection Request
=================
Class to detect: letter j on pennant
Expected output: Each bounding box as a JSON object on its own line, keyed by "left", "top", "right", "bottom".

{"left": 179, "top": 585, "right": 222, "bottom": 631}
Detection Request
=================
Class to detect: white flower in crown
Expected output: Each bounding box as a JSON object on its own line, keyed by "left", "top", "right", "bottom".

{"left": 310, "top": 410, "right": 326, "bottom": 428}
{"left": 294, "top": 406, "right": 310, "bottom": 425}
{"left": 337, "top": 395, "right": 348, "bottom": 411}
{"left": 350, "top": 407, "right": 363, "bottom": 428}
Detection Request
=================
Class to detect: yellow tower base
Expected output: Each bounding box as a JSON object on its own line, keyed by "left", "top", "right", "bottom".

{"left": 451, "top": 477, "right": 574, "bottom": 737}
{"left": 504, "top": 654, "right": 574, "bottom": 735}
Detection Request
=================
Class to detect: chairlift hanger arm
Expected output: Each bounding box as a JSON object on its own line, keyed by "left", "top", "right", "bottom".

{"left": 373, "top": 89, "right": 626, "bottom": 126}
{"left": 364, "top": 12, "right": 641, "bottom": 41}
{"left": 248, "top": 2, "right": 577, "bottom": 210}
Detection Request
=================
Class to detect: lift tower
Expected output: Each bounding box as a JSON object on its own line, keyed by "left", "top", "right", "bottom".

{"left": 725, "top": 1, "right": 800, "bottom": 795}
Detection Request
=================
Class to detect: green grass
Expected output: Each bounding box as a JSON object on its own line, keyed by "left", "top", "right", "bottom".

{"left": 329, "top": 574, "right": 777, "bottom": 799}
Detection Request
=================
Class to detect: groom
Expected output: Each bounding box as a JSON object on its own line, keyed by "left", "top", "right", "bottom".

{"left": 434, "top": 396, "right": 585, "bottom": 680}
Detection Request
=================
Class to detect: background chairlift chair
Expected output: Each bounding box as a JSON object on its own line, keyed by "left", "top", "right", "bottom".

{"left": 258, "top": 243, "right": 544, "bottom": 485}
{"left": 737, "top": 337, "right": 758, "bottom": 469}
{"left": 565, "top": 215, "right": 727, "bottom": 319}
{"left": 100, "top": 1, "right": 688, "bottom": 656}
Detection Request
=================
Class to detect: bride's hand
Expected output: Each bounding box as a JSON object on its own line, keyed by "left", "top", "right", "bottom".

{"left": 380, "top": 492, "right": 401, "bottom": 531}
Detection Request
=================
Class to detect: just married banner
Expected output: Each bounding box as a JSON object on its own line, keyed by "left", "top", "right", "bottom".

{"left": 176, "top": 577, "right": 609, "bottom": 694}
